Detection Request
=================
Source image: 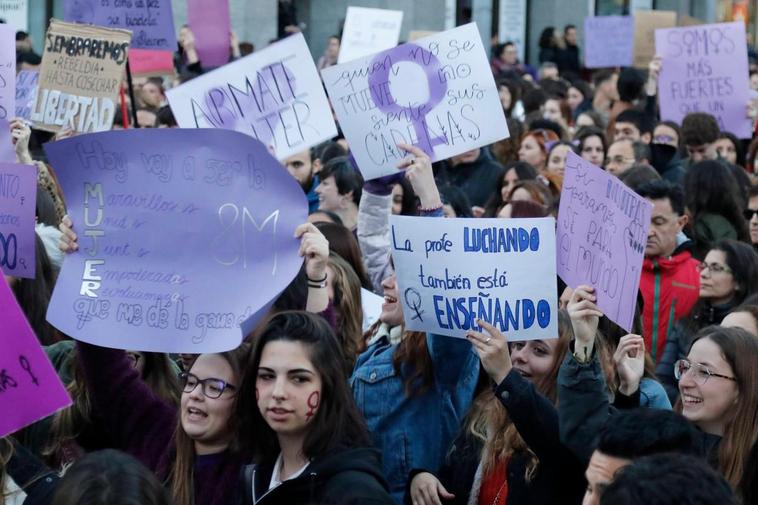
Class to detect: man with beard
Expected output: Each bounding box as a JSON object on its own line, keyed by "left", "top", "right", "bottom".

{"left": 282, "top": 149, "right": 320, "bottom": 213}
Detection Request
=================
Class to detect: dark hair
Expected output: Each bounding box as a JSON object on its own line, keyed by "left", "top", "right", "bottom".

{"left": 576, "top": 109, "right": 605, "bottom": 130}
{"left": 36, "top": 185, "right": 61, "bottom": 228}
{"left": 592, "top": 69, "right": 617, "bottom": 89}
{"left": 616, "top": 67, "right": 646, "bottom": 103}
{"left": 600, "top": 453, "right": 737, "bottom": 505}
{"left": 314, "top": 141, "right": 347, "bottom": 166}
{"left": 239, "top": 311, "right": 371, "bottom": 460}
{"left": 616, "top": 109, "right": 654, "bottom": 135}
{"left": 655, "top": 120, "right": 683, "bottom": 150}
{"left": 271, "top": 267, "right": 308, "bottom": 313}
{"left": 576, "top": 125, "right": 608, "bottom": 158}
{"left": 538, "top": 27, "right": 556, "bottom": 49}
{"left": 440, "top": 185, "right": 473, "bottom": 217}
{"left": 596, "top": 408, "right": 699, "bottom": 459}
{"left": 522, "top": 87, "right": 547, "bottom": 115}
{"left": 637, "top": 180, "right": 685, "bottom": 215}
{"left": 156, "top": 105, "right": 177, "bottom": 128}
{"left": 483, "top": 161, "right": 538, "bottom": 217}
{"left": 681, "top": 112, "right": 720, "bottom": 146}
{"left": 52, "top": 450, "right": 170, "bottom": 505}
{"left": 313, "top": 221, "right": 372, "bottom": 289}
{"left": 507, "top": 200, "right": 549, "bottom": 218}
{"left": 569, "top": 79, "right": 592, "bottom": 103}
{"left": 712, "top": 239, "right": 758, "bottom": 305}
{"left": 496, "top": 78, "right": 522, "bottom": 116}
{"left": 394, "top": 177, "right": 419, "bottom": 216}
{"left": 618, "top": 163, "right": 661, "bottom": 192}
{"left": 716, "top": 132, "right": 746, "bottom": 167}
{"left": 319, "top": 156, "right": 364, "bottom": 206}
{"left": 308, "top": 209, "right": 343, "bottom": 225}
{"left": 12, "top": 234, "right": 58, "bottom": 345}
{"left": 527, "top": 118, "right": 564, "bottom": 140}
{"left": 564, "top": 24, "right": 576, "bottom": 33}
{"left": 631, "top": 140, "right": 651, "bottom": 163}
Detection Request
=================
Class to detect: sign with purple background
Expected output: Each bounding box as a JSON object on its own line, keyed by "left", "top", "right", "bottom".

{"left": 44, "top": 129, "right": 307, "bottom": 353}
{"left": 0, "top": 118, "right": 15, "bottom": 162}
{"left": 556, "top": 151, "right": 651, "bottom": 332}
{"left": 656, "top": 22, "right": 751, "bottom": 138}
{"left": 15, "top": 70, "right": 38, "bottom": 120}
{"left": 0, "top": 161, "right": 37, "bottom": 279}
{"left": 187, "top": 0, "right": 230, "bottom": 68}
{"left": 583, "top": 16, "right": 634, "bottom": 69}
{"left": 166, "top": 33, "right": 337, "bottom": 161}
{"left": 0, "top": 272, "right": 72, "bottom": 438}
{"left": 0, "top": 23, "right": 15, "bottom": 120}
{"left": 63, "top": 0, "right": 176, "bottom": 51}
{"left": 322, "top": 23, "right": 509, "bottom": 180}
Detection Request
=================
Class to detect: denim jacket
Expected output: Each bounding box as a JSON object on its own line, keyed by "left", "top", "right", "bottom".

{"left": 350, "top": 333, "right": 480, "bottom": 504}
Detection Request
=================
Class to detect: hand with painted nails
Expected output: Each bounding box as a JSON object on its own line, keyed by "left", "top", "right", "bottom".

{"left": 467, "top": 319, "right": 512, "bottom": 385}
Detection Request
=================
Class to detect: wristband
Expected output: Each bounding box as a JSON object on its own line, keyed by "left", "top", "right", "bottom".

{"left": 307, "top": 273, "right": 327, "bottom": 289}
{"left": 418, "top": 203, "right": 443, "bottom": 213}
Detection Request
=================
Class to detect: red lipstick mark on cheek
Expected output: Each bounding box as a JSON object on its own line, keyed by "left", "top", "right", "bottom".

{"left": 305, "top": 391, "right": 320, "bottom": 421}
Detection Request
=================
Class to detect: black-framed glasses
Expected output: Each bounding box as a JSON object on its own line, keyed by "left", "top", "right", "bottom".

{"left": 179, "top": 372, "right": 236, "bottom": 399}
{"left": 743, "top": 209, "right": 758, "bottom": 221}
{"left": 674, "top": 359, "right": 737, "bottom": 385}
{"left": 695, "top": 262, "right": 732, "bottom": 275}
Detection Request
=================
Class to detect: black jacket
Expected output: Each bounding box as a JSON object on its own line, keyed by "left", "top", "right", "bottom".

{"left": 433, "top": 149, "right": 505, "bottom": 208}
{"left": 244, "top": 447, "right": 394, "bottom": 505}
{"left": 6, "top": 441, "right": 59, "bottom": 505}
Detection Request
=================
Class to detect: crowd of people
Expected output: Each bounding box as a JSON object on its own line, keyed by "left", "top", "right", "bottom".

{"left": 3, "top": 11, "right": 758, "bottom": 505}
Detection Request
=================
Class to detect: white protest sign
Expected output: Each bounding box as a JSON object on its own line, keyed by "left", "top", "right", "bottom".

{"left": 362, "top": 287, "right": 383, "bottom": 331}
{"left": 390, "top": 216, "right": 558, "bottom": 340}
{"left": 323, "top": 23, "right": 509, "bottom": 181}
{"left": 338, "top": 6, "right": 403, "bottom": 64}
{"left": 0, "top": 0, "right": 28, "bottom": 31}
{"left": 166, "top": 33, "right": 337, "bottom": 161}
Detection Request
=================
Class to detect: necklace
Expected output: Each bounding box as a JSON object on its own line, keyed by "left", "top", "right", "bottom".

{"left": 491, "top": 477, "right": 507, "bottom": 505}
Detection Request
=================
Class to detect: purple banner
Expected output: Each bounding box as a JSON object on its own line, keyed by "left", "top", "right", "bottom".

{"left": 556, "top": 151, "right": 651, "bottom": 332}
{"left": 656, "top": 22, "right": 751, "bottom": 139}
{"left": 15, "top": 70, "right": 38, "bottom": 120}
{"left": 0, "top": 23, "right": 15, "bottom": 120}
{"left": 583, "top": 16, "right": 634, "bottom": 69}
{"left": 63, "top": 0, "right": 177, "bottom": 51}
{"left": 0, "top": 161, "right": 37, "bottom": 279}
{"left": 44, "top": 129, "right": 307, "bottom": 353}
{"left": 0, "top": 278, "right": 72, "bottom": 438}
{"left": 187, "top": 0, "right": 230, "bottom": 68}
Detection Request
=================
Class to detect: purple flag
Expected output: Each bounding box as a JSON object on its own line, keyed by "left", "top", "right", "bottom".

{"left": 15, "top": 70, "right": 38, "bottom": 120}
{"left": 0, "top": 273, "right": 72, "bottom": 437}
{"left": 0, "top": 23, "right": 15, "bottom": 120}
{"left": 583, "top": 16, "right": 634, "bottom": 69}
{"left": 44, "top": 129, "right": 307, "bottom": 353}
{"left": 63, "top": 0, "right": 177, "bottom": 51}
{"left": 187, "top": 0, "right": 231, "bottom": 68}
{"left": 656, "top": 22, "right": 752, "bottom": 139}
{"left": 0, "top": 161, "right": 37, "bottom": 279}
{"left": 556, "top": 151, "right": 651, "bottom": 332}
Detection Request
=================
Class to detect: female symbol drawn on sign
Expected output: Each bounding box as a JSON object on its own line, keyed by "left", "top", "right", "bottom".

{"left": 19, "top": 355, "right": 39, "bottom": 386}
{"left": 404, "top": 287, "right": 424, "bottom": 322}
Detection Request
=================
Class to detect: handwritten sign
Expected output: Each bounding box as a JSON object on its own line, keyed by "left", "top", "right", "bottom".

{"left": 583, "top": 16, "right": 634, "bottom": 68}
{"left": 323, "top": 23, "right": 509, "bottom": 180}
{"left": 31, "top": 19, "right": 131, "bottom": 133}
{"left": 632, "top": 11, "right": 676, "bottom": 68}
{"left": 64, "top": 0, "right": 176, "bottom": 51}
{"left": 0, "top": 23, "right": 15, "bottom": 121}
{"left": 187, "top": 0, "right": 230, "bottom": 68}
{"left": 167, "top": 33, "right": 337, "bottom": 161}
{"left": 44, "top": 129, "right": 307, "bottom": 353}
{"left": 338, "top": 6, "right": 403, "bottom": 64}
{"left": 0, "top": 274, "right": 72, "bottom": 438}
{"left": 656, "top": 22, "right": 751, "bottom": 138}
{"left": 556, "top": 151, "right": 651, "bottom": 331}
{"left": 390, "top": 215, "right": 558, "bottom": 340}
{"left": 129, "top": 49, "right": 175, "bottom": 76}
{"left": 0, "top": 0, "right": 28, "bottom": 31}
{"left": 0, "top": 162, "right": 36, "bottom": 278}
{"left": 15, "top": 70, "right": 38, "bottom": 120}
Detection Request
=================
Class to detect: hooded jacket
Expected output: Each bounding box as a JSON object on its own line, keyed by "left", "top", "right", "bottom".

{"left": 243, "top": 447, "right": 394, "bottom": 505}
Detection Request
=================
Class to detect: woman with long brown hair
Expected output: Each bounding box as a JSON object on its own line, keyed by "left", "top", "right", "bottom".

{"left": 325, "top": 252, "right": 365, "bottom": 372}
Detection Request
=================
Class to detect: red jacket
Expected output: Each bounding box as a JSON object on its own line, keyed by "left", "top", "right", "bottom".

{"left": 640, "top": 249, "right": 700, "bottom": 362}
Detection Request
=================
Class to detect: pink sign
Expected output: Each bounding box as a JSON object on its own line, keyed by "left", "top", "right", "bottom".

{"left": 129, "top": 49, "right": 175, "bottom": 76}
{"left": 187, "top": 0, "right": 231, "bottom": 68}
{"left": 0, "top": 279, "right": 72, "bottom": 437}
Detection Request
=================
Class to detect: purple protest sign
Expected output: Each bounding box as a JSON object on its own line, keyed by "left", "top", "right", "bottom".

{"left": 63, "top": 0, "right": 177, "bottom": 50}
{"left": 556, "top": 152, "right": 651, "bottom": 331}
{"left": 583, "top": 16, "right": 634, "bottom": 69}
{"left": 0, "top": 118, "right": 15, "bottom": 162}
{"left": 0, "top": 277, "right": 72, "bottom": 437}
{"left": 0, "top": 23, "right": 15, "bottom": 120}
{"left": 656, "top": 22, "right": 751, "bottom": 139}
{"left": 44, "top": 129, "right": 307, "bottom": 353}
{"left": 0, "top": 161, "right": 37, "bottom": 279}
{"left": 187, "top": 0, "right": 230, "bottom": 68}
{"left": 15, "top": 70, "right": 38, "bottom": 120}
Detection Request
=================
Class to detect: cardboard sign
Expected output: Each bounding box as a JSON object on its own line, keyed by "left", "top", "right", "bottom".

{"left": 338, "top": 6, "right": 403, "bottom": 64}
{"left": 390, "top": 215, "right": 558, "bottom": 341}
{"left": 632, "top": 10, "right": 676, "bottom": 68}
{"left": 14, "top": 70, "right": 38, "bottom": 120}
{"left": 0, "top": 277, "right": 72, "bottom": 438}
{"left": 0, "top": 23, "right": 15, "bottom": 121}
{"left": 0, "top": 161, "right": 37, "bottom": 278}
{"left": 583, "top": 16, "right": 634, "bottom": 68}
{"left": 31, "top": 19, "right": 131, "bottom": 133}
{"left": 167, "top": 33, "right": 337, "bottom": 161}
{"left": 556, "top": 151, "right": 651, "bottom": 331}
{"left": 656, "top": 22, "right": 751, "bottom": 138}
{"left": 129, "top": 49, "right": 175, "bottom": 77}
{"left": 44, "top": 129, "right": 307, "bottom": 353}
{"left": 0, "top": 0, "right": 28, "bottom": 31}
{"left": 64, "top": 0, "right": 176, "bottom": 51}
{"left": 187, "top": 0, "right": 230, "bottom": 68}
{"left": 323, "top": 23, "right": 509, "bottom": 180}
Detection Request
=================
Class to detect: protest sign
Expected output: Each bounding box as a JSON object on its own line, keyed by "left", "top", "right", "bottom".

{"left": 656, "top": 22, "right": 751, "bottom": 138}
{"left": 167, "top": 33, "right": 337, "bottom": 161}
{"left": 557, "top": 151, "right": 651, "bottom": 332}
{"left": 0, "top": 162, "right": 36, "bottom": 278}
{"left": 15, "top": 70, "right": 38, "bottom": 120}
{"left": 44, "top": 129, "right": 307, "bottom": 353}
{"left": 338, "top": 6, "right": 403, "bottom": 64}
{"left": 0, "top": 119, "right": 14, "bottom": 162}
{"left": 322, "top": 23, "right": 509, "bottom": 180}
{"left": 632, "top": 10, "right": 676, "bottom": 68}
{"left": 31, "top": 19, "right": 131, "bottom": 134}
{"left": 361, "top": 287, "right": 383, "bottom": 331}
{"left": 187, "top": 0, "right": 230, "bottom": 68}
{"left": 0, "top": 23, "right": 15, "bottom": 121}
{"left": 129, "top": 49, "right": 175, "bottom": 76}
{"left": 64, "top": 0, "right": 176, "bottom": 51}
{"left": 390, "top": 215, "right": 558, "bottom": 340}
{"left": 0, "top": 0, "right": 27, "bottom": 31}
{"left": 583, "top": 16, "right": 634, "bottom": 68}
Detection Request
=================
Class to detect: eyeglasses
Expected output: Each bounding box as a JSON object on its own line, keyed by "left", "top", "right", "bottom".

{"left": 674, "top": 359, "right": 736, "bottom": 385}
{"left": 126, "top": 352, "right": 141, "bottom": 368}
{"left": 695, "top": 262, "right": 732, "bottom": 275}
{"left": 653, "top": 134, "right": 675, "bottom": 144}
{"left": 179, "top": 372, "right": 236, "bottom": 399}
{"left": 743, "top": 209, "right": 758, "bottom": 220}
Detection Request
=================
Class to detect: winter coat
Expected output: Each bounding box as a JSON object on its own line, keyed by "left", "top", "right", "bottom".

{"left": 4, "top": 441, "right": 59, "bottom": 505}
{"left": 433, "top": 149, "right": 505, "bottom": 208}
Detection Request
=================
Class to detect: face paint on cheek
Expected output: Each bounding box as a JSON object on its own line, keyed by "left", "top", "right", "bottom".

{"left": 305, "top": 391, "right": 320, "bottom": 421}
